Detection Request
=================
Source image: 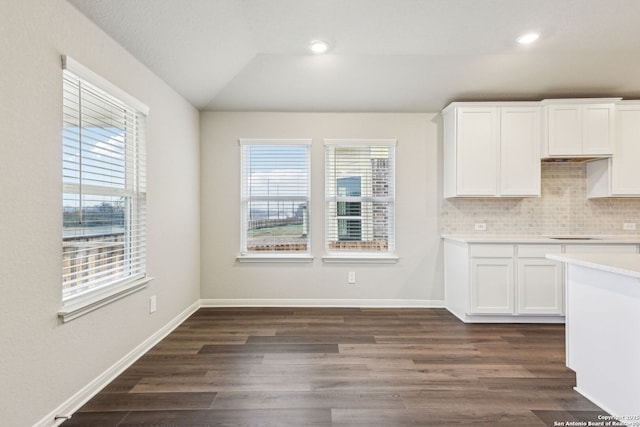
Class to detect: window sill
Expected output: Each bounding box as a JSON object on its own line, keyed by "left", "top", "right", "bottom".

{"left": 236, "top": 254, "right": 314, "bottom": 263}
{"left": 322, "top": 254, "right": 399, "bottom": 264}
{"left": 58, "top": 276, "right": 153, "bottom": 323}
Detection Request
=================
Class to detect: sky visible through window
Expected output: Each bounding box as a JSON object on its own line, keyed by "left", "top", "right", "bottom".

{"left": 63, "top": 127, "right": 127, "bottom": 238}
{"left": 245, "top": 145, "right": 309, "bottom": 220}
{"left": 63, "top": 127, "right": 126, "bottom": 189}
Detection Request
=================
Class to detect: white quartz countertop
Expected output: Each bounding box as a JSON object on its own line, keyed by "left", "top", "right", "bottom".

{"left": 441, "top": 234, "right": 640, "bottom": 244}
{"left": 546, "top": 253, "right": 640, "bottom": 279}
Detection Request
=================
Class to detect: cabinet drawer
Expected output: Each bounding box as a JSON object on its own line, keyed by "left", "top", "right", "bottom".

{"left": 564, "top": 244, "right": 638, "bottom": 254}
{"left": 470, "top": 244, "right": 514, "bottom": 258}
{"left": 517, "top": 244, "right": 562, "bottom": 258}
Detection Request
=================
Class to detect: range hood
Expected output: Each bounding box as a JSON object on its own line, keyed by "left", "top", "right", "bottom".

{"left": 541, "top": 157, "right": 606, "bottom": 163}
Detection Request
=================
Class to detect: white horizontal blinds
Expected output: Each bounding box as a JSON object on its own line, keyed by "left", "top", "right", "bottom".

{"left": 325, "top": 140, "right": 396, "bottom": 253}
{"left": 62, "top": 68, "right": 147, "bottom": 303}
{"left": 240, "top": 139, "right": 310, "bottom": 253}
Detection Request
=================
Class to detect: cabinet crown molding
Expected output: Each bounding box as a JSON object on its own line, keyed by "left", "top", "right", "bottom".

{"left": 540, "top": 97, "right": 622, "bottom": 105}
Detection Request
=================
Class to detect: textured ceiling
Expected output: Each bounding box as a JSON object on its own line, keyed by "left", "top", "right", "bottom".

{"left": 67, "top": 0, "right": 640, "bottom": 112}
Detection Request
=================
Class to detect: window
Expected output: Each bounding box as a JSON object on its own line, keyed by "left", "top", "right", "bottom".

{"left": 61, "top": 56, "right": 149, "bottom": 320}
{"left": 239, "top": 139, "right": 311, "bottom": 258}
{"left": 325, "top": 139, "right": 396, "bottom": 258}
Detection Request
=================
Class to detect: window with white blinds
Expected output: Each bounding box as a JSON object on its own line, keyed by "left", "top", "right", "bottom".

{"left": 240, "top": 139, "right": 311, "bottom": 255}
{"left": 325, "top": 139, "right": 396, "bottom": 254}
{"left": 62, "top": 57, "right": 148, "bottom": 308}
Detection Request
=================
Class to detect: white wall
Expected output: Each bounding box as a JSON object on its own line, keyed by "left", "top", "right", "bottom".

{"left": 200, "top": 112, "right": 444, "bottom": 304}
{"left": 0, "top": 1, "right": 200, "bottom": 425}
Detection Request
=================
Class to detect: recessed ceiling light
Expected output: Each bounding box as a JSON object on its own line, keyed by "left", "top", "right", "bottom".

{"left": 517, "top": 32, "right": 540, "bottom": 44}
{"left": 309, "top": 40, "right": 330, "bottom": 54}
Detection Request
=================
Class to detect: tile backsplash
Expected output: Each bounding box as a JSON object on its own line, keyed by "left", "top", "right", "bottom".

{"left": 441, "top": 163, "right": 640, "bottom": 236}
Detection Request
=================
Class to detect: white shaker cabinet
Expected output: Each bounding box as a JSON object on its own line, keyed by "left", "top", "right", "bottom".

{"left": 444, "top": 241, "right": 564, "bottom": 322}
{"left": 444, "top": 239, "right": 640, "bottom": 322}
{"left": 443, "top": 103, "right": 540, "bottom": 198}
{"left": 469, "top": 243, "right": 515, "bottom": 314}
{"left": 443, "top": 105, "right": 498, "bottom": 197}
{"left": 587, "top": 102, "right": 640, "bottom": 198}
{"left": 541, "top": 99, "right": 619, "bottom": 158}
{"left": 516, "top": 245, "right": 563, "bottom": 315}
{"left": 500, "top": 106, "right": 542, "bottom": 196}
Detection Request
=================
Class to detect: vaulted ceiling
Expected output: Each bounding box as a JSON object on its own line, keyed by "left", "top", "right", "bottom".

{"left": 67, "top": 0, "right": 640, "bottom": 112}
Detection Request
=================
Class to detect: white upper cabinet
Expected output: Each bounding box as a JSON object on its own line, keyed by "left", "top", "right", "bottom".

{"left": 443, "top": 102, "right": 540, "bottom": 198}
{"left": 587, "top": 101, "right": 640, "bottom": 198}
{"left": 444, "top": 106, "right": 498, "bottom": 197}
{"left": 500, "top": 106, "right": 541, "bottom": 196}
{"left": 541, "top": 99, "right": 620, "bottom": 158}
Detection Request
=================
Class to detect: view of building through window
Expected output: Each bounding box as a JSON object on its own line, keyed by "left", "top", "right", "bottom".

{"left": 337, "top": 176, "right": 362, "bottom": 241}
{"left": 326, "top": 141, "right": 395, "bottom": 253}
{"left": 240, "top": 139, "right": 394, "bottom": 255}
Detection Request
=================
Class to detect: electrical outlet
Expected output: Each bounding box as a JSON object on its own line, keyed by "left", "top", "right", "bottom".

{"left": 149, "top": 296, "right": 157, "bottom": 313}
{"left": 348, "top": 272, "right": 356, "bottom": 284}
{"left": 474, "top": 223, "right": 487, "bottom": 231}
{"left": 623, "top": 223, "right": 636, "bottom": 231}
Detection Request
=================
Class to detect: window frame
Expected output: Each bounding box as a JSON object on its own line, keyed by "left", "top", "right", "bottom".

{"left": 323, "top": 139, "right": 399, "bottom": 264}
{"left": 237, "top": 138, "right": 313, "bottom": 263}
{"left": 59, "top": 56, "right": 152, "bottom": 322}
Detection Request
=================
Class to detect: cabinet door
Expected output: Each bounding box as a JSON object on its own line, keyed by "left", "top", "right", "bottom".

{"left": 582, "top": 103, "right": 615, "bottom": 155}
{"left": 547, "top": 105, "right": 582, "bottom": 156}
{"left": 612, "top": 104, "right": 640, "bottom": 194}
{"left": 470, "top": 258, "right": 514, "bottom": 314}
{"left": 456, "top": 108, "right": 498, "bottom": 196}
{"left": 500, "top": 107, "right": 541, "bottom": 196}
{"left": 517, "top": 259, "right": 563, "bottom": 315}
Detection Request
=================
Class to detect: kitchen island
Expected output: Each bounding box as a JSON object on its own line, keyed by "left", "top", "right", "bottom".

{"left": 546, "top": 253, "right": 640, "bottom": 416}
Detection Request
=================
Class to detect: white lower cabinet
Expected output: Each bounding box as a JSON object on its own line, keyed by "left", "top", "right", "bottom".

{"left": 516, "top": 258, "right": 563, "bottom": 315}
{"left": 470, "top": 258, "right": 514, "bottom": 314}
{"left": 445, "top": 240, "right": 640, "bottom": 322}
{"left": 469, "top": 244, "right": 562, "bottom": 316}
{"left": 445, "top": 241, "right": 560, "bottom": 322}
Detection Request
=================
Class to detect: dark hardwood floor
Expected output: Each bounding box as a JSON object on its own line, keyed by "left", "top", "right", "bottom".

{"left": 62, "top": 307, "right": 612, "bottom": 426}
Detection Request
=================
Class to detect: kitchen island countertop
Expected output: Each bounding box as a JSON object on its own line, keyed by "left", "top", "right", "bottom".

{"left": 546, "top": 252, "right": 640, "bottom": 279}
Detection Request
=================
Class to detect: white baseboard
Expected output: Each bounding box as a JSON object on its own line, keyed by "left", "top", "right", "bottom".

{"left": 199, "top": 298, "right": 445, "bottom": 308}
{"left": 35, "top": 300, "right": 201, "bottom": 427}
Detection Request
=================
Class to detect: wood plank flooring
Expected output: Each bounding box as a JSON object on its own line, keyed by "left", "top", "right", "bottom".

{"left": 62, "top": 308, "right": 614, "bottom": 426}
